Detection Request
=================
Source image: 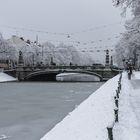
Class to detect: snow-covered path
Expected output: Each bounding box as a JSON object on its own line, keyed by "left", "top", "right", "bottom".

{"left": 130, "top": 79, "right": 140, "bottom": 125}
{"left": 114, "top": 72, "right": 140, "bottom": 140}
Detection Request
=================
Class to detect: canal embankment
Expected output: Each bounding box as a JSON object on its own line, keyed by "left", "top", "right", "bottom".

{"left": 41, "top": 73, "right": 121, "bottom": 140}
{"left": 41, "top": 72, "right": 140, "bottom": 140}
{"left": 0, "top": 72, "right": 17, "bottom": 82}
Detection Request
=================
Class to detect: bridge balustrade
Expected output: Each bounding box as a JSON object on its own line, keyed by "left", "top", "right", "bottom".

{"left": 22, "top": 65, "right": 97, "bottom": 70}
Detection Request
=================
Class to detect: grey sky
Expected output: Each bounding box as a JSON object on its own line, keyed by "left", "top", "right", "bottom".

{"left": 0, "top": 0, "right": 131, "bottom": 45}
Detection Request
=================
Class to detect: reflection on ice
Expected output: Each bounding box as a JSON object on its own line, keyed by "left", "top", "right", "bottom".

{"left": 56, "top": 73, "right": 100, "bottom": 82}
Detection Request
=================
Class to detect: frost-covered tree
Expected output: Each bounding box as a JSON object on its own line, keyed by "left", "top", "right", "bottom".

{"left": 7, "top": 35, "right": 43, "bottom": 66}
{"left": 0, "top": 34, "right": 95, "bottom": 67}
{"left": 113, "top": 0, "right": 140, "bottom": 16}
{"left": 113, "top": 0, "right": 140, "bottom": 67}
{"left": 0, "top": 33, "right": 17, "bottom": 63}
{"left": 42, "top": 42, "right": 90, "bottom": 66}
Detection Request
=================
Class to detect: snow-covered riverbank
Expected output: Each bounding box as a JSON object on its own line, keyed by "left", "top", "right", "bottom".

{"left": 41, "top": 74, "right": 120, "bottom": 140}
{"left": 0, "top": 72, "right": 17, "bottom": 82}
{"left": 41, "top": 72, "right": 140, "bottom": 140}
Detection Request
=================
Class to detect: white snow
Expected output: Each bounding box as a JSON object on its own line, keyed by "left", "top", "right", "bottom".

{"left": 114, "top": 72, "right": 140, "bottom": 140}
{"left": 0, "top": 72, "right": 17, "bottom": 82}
{"left": 41, "top": 74, "right": 120, "bottom": 140}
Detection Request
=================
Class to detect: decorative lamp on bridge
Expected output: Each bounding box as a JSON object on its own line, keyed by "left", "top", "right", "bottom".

{"left": 105, "top": 49, "right": 110, "bottom": 67}
{"left": 18, "top": 51, "right": 24, "bottom": 66}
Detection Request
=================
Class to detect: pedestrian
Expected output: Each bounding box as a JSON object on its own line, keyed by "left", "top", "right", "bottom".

{"left": 127, "top": 64, "right": 133, "bottom": 80}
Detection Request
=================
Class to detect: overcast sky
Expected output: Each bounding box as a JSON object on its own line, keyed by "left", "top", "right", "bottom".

{"left": 0, "top": 0, "right": 131, "bottom": 46}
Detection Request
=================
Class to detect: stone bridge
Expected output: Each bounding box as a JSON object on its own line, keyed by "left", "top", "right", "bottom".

{"left": 6, "top": 65, "right": 120, "bottom": 81}
{"left": 4, "top": 49, "right": 121, "bottom": 81}
{"left": 24, "top": 69, "right": 103, "bottom": 81}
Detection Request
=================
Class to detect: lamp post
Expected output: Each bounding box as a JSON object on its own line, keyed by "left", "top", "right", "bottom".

{"left": 41, "top": 45, "right": 44, "bottom": 63}
{"left": 105, "top": 49, "right": 110, "bottom": 67}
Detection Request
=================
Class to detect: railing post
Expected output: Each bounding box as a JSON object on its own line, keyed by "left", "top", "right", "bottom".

{"left": 117, "top": 86, "right": 120, "bottom": 94}
{"left": 114, "top": 108, "right": 118, "bottom": 122}
{"left": 119, "top": 83, "right": 122, "bottom": 90}
{"left": 107, "top": 126, "right": 113, "bottom": 140}
{"left": 116, "top": 90, "right": 119, "bottom": 98}
{"left": 115, "top": 98, "right": 119, "bottom": 108}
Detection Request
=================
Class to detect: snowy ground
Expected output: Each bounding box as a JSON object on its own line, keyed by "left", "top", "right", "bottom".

{"left": 41, "top": 71, "right": 140, "bottom": 140}
{"left": 0, "top": 72, "right": 17, "bottom": 82}
{"left": 114, "top": 72, "right": 140, "bottom": 140}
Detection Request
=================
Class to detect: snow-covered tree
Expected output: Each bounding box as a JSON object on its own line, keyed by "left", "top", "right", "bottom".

{"left": 0, "top": 33, "right": 97, "bottom": 68}
{"left": 0, "top": 33, "right": 17, "bottom": 63}
{"left": 42, "top": 42, "right": 92, "bottom": 66}
{"left": 113, "top": 0, "right": 140, "bottom": 67}
{"left": 4, "top": 35, "right": 94, "bottom": 66}
{"left": 113, "top": 0, "right": 140, "bottom": 16}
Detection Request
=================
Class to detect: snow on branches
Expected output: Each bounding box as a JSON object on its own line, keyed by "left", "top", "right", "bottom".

{"left": 113, "top": 0, "right": 140, "bottom": 66}
{"left": 113, "top": 0, "right": 140, "bottom": 16}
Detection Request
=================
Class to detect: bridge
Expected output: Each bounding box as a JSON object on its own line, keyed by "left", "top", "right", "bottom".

{"left": 5, "top": 65, "right": 120, "bottom": 82}
{"left": 5, "top": 51, "right": 121, "bottom": 82}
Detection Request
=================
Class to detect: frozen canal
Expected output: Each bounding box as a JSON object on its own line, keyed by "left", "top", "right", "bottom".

{"left": 0, "top": 82, "right": 104, "bottom": 140}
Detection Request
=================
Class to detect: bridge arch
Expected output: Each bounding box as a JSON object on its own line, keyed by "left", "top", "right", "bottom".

{"left": 24, "top": 70, "right": 103, "bottom": 81}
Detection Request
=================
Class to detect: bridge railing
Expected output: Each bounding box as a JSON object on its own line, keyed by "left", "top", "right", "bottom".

{"left": 20, "top": 65, "right": 106, "bottom": 71}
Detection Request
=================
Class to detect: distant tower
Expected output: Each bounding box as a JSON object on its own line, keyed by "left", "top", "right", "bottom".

{"left": 18, "top": 51, "right": 24, "bottom": 66}
{"left": 105, "top": 49, "right": 110, "bottom": 67}
{"left": 110, "top": 56, "right": 113, "bottom": 66}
